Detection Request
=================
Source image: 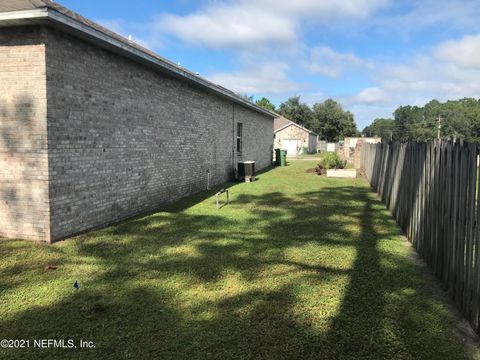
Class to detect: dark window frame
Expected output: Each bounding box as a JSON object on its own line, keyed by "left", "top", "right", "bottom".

{"left": 236, "top": 122, "right": 243, "bottom": 154}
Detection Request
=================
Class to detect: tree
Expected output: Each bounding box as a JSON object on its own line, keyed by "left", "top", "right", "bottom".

{"left": 255, "top": 97, "right": 276, "bottom": 112}
{"left": 311, "top": 99, "right": 358, "bottom": 142}
{"left": 458, "top": 98, "right": 480, "bottom": 139}
{"left": 441, "top": 98, "right": 480, "bottom": 140}
{"left": 387, "top": 98, "right": 480, "bottom": 141}
{"left": 278, "top": 96, "right": 313, "bottom": 127}
{"left": 393, "top": 105, "right": 423, "bottom": 141}
{"left": 362, "top": 118, "right": 396, "bottom": 140}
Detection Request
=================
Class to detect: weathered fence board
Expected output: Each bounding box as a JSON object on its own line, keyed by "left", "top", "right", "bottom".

{"left": 361, "top": 140, "right": 480, "bottom": 333}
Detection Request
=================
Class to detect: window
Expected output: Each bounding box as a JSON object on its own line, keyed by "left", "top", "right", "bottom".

{"left": 236, "top": 122, "right": 243, "bottom": 153}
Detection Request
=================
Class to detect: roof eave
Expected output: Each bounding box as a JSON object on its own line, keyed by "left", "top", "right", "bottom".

{"left": 0, "top": 8, "right": 275, "bottom": 119}
{"left": 0, "top": 8, "right": 48, "bottom": 25}
{"left": 274, "top": 122, "right": 318, "bottom": 136}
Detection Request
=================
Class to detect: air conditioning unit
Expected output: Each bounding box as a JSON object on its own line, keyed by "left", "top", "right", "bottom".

{"left": 238, "top": 161, "right": 255, "bottom": 182}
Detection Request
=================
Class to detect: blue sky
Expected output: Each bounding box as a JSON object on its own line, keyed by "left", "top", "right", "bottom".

{"left": 60, "top": 0, "right": 480, "bottom": 130}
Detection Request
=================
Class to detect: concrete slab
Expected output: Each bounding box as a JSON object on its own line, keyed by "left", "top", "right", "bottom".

{"left": 326, "top": 169, "right": 357, "bottom": 178}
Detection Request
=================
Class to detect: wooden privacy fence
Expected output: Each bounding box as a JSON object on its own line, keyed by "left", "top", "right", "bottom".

{"left": 361, "top": 140, "right": 480, "bottom": 332}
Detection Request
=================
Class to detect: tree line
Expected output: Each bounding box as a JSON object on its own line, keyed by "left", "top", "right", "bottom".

{"left": 253, "top": 95, "right": 480, "bottom": 142}
{"left": 255, "top": 96, "right": 358, "bottom": 142}
{"left": 362, "top": 98, "right": 480, "bottom": 141}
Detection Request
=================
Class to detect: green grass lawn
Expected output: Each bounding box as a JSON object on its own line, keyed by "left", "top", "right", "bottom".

{"left": 0, "top": 161, "right": 475, "bottom": 359}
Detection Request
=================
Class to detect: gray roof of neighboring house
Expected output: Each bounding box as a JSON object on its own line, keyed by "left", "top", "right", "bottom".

{"left": 274, "top": 116, "right": 318, "bottom": 136}
{"left": 273, "top": 116, "right": 292, "bottom": 131}
{"left": 0, "top": 0, "right": 275, "bottom": 118}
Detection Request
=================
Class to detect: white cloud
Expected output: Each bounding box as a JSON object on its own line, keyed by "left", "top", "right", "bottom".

{"left": 347, "top": 33, "right": 480, "bottom": 127}
{"left": 301, "top": 92, "right": 328, "bottom": 107}
{"left": 353, "top": 87, "right": 391, "bottom": 105}
{"left": 435, "top": 34, "right": 480, "bottom": 69}
{"left": 206, "top": 61, "right": 298, "bottom": 95}
{"left": 304, "top": 46, "right": 374, "bottom": 78}
{"left": 377, "top": 37, "right": 480, "bottom": 100}
{"left": 152, "top": 4, "right": 297, "bottom": 48}
{"left": 149, "top": 0, "right": 389, "bottom": 49}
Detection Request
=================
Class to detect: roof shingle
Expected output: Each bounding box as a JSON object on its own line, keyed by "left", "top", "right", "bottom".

{"left": 0, "top": 0, "right": 49, "bottom": 12}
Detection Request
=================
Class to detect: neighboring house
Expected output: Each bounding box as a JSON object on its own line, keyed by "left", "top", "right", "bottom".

{"left": 274, "top": 116, "right": 317, "bottom": 156}
{"left": 0, "top": 0, "right": 275, "bottom": 242}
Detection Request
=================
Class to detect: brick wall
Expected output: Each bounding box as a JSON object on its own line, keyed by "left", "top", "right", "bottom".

{"left": 43, "top": 28, "right": 273, "bottom": 241}
{"left": 0, "top": 27, "right": 50, "bottom": 241}
{"left": 341, "top": 137, "right": 382, "bottom": 168}
{"left": 235, "top": 105, "right": 273, "bottom": 170}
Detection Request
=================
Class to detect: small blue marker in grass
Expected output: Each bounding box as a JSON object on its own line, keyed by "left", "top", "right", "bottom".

{"left": 73, "top": 280, "right": 79, "bottom": 290}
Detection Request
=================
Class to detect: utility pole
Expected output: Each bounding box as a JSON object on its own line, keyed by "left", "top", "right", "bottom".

{"left": 437, "top": 115, "right": 442, "bottom": 139}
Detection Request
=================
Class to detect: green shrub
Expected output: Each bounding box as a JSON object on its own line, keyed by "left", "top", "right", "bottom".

{"left": 318, "top": 152, "right": 346, "bottom": 170}
{"left": 302, "top": 146, "right": 309, "bottom": 155}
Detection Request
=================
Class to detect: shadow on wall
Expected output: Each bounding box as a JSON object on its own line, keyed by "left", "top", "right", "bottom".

{"left": 0, "top": 183, "right": 469, "bottom": 358}
{"left": 0, "top": 95, "right": 47, "bottom": 240}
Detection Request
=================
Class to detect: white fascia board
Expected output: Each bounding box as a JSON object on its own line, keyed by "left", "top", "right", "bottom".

{"left": 0, "top": 8, "right": 48, "bottom": 22}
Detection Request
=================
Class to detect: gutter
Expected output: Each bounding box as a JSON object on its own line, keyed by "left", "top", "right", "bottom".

{"left": 0, "top": 8, "right": 275, "bottom": 119}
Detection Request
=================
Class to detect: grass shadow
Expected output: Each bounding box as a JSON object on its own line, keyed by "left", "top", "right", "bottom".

{"left": 0, "top": 162, "right": 474, "bottom": 359}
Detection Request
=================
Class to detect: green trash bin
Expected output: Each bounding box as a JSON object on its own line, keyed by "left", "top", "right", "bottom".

{"left": 280, "top": 149, "right": 287, "bottom": 166}
{"left": 275, "top": 149, "right": 281, "bottom": 166}
{"left": 275, "top": 149, "right": 287, "bottom": 166}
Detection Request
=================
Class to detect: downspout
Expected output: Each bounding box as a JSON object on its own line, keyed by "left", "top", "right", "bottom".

{"left": 232, "top": 103, "right": 235, "bottom": 179}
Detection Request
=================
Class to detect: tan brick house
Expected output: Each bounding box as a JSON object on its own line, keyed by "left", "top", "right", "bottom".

{"left": 274, "top": 116, "right": 317, "bottom": 156}
{"left": 0, "top": 0, "right": 275, "bottom": 242}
